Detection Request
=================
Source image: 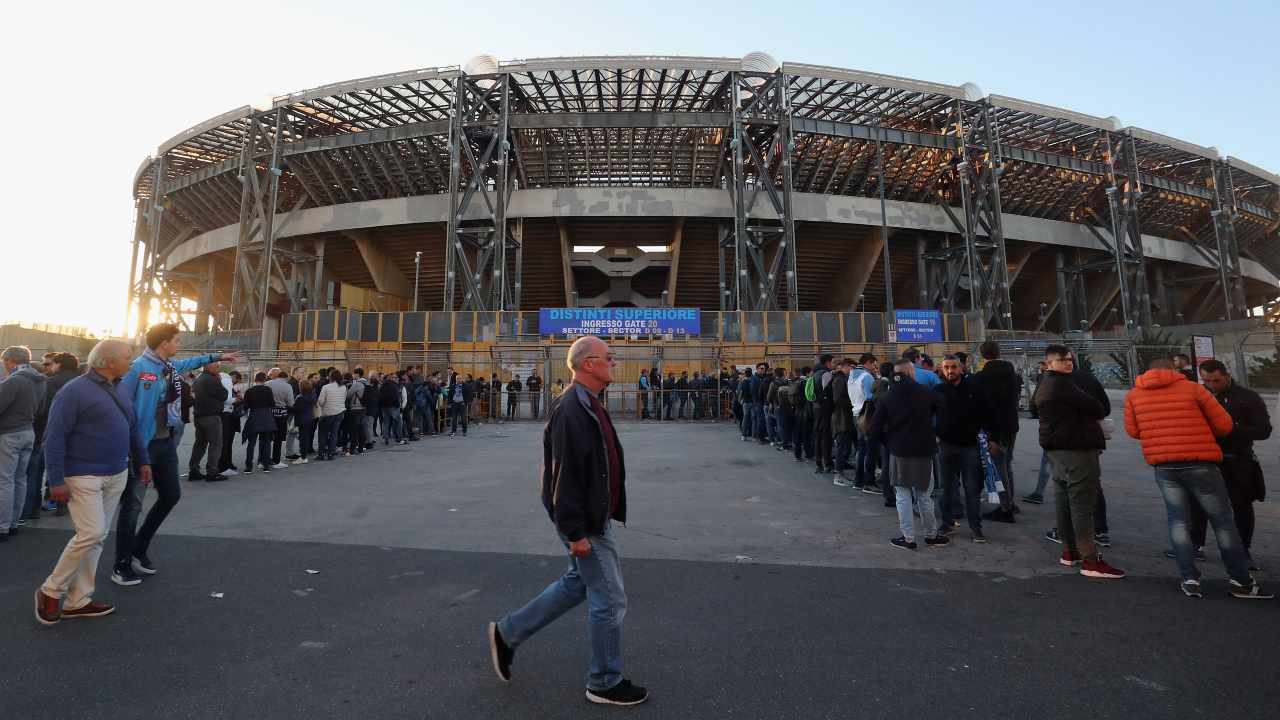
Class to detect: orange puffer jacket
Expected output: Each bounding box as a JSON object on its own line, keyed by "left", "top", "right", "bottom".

{"left": 1124, "top": 369, "right": 1234, "bottom": 465}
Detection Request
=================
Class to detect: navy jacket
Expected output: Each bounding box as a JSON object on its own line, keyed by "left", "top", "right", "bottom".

{"left": 43, "top": 370, "right": 147, "bottom": 488}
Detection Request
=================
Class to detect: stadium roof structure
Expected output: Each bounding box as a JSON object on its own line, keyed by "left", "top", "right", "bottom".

{"left": 128, "top": 55, "right": 1280, "bottom": 336}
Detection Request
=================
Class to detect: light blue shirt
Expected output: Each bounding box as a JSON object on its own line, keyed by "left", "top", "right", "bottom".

{"left": 914, "top": 365, "right": 941, "bottom": 388}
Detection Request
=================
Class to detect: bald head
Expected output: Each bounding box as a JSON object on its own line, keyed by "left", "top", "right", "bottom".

{"left": 568, "top": 335, "right": 606, "bottom": 371}
{"left": 567, "top": 335, "right": 613, "bottom": 391}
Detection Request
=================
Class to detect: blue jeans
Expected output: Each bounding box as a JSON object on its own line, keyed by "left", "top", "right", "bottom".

{"left": 0, "top": 429, "right": 34, "bottom": 530}
{"left": 24, "top": 440, "right": 45, "bottom": 517}
{"left": 1154, "top": 462, "right": 1253, "bottom": 584}
{"left": 741, "top": 402, "right": 755, "bottom": 438}
{"left": 894, "top": 470, "right": 937, "bottom": 542}
{"left": 937, "top": 442, "right": 983, "bottom": 531}
{"left": 382, "top": 408, "right": 403, "bottom": 442}
{"left": 499, "top": 523, "right": 627, "bottom": 691}
{"left": 319, "top": 413, "right": 342, "bottom": 456}
{"left": 115, "top": 435, "right": 180, "bottom": 565}
{"left": 753, "top": 401, "right": 767, "bottom": 440}
{"left": 1031, "top": 450, "right": 1052, "bottom": 497}
{"left": 774, "top": 406, "right": 791, "bottom": 448}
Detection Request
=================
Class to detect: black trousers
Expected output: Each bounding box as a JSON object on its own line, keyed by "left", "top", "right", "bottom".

{"left": 793, "top": 410, "right": 813, "bottom": 460}
{"left": 219, "top": 412, "right": 238, "bottom": 471}
{"left": 813, "top": 413, "right": 833, "bottom": 470}
{"left": 244, "top": 431, "right": 273, "bottom": 469}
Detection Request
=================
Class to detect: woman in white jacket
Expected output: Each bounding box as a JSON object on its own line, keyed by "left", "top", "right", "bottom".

{"left": 315, "top": 370, "right": 348, "bottom": 460}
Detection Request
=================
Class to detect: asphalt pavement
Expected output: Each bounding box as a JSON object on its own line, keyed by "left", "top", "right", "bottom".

{"left": 3, "top": 408, "right": 1278, "bottom": 719}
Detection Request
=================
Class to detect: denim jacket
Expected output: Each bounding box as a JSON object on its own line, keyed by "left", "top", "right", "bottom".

{"left": 119, "top": 350, "right": 219, "bottom": 464}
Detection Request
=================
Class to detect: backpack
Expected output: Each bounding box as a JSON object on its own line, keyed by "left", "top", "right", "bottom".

{"left": 804, "top": 374, "right": 817, "bottom": 402}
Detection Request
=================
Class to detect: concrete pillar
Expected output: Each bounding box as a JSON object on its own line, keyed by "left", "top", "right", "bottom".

{"left": 827, "top": 226, "right": 885, "bottom": 311}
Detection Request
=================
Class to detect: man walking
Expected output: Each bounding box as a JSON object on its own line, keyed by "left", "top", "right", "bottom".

{"left": 113, "top": 324, "right": 238, "bottom": 586}
{"left": 1124, "top": 358, "right": 1270, "bottom": 599}
{"left": 188, "top": 360, "right": 227, "bottom": 482}
{"left": 488, "top": 335, "right": 647, "bottom": 706}
{"left": 35, "top": 340, "right": 149, "bottom": 625}
{"left": 1033, "top": 345, "right": 1122, "bottom": 579}
{"left": 869, "top": 359, "right": 949, "bottom": 550}
{"left": 1192, "top": 360, "right": 1269, "bottom": 569}
{"left": 0, "top": 346, "right": 46, "bottom": 539}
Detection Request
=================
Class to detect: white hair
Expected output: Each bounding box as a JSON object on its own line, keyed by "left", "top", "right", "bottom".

{"left": 567, "top": 335, "right": 603, "bottom": 371}
{"left": 88, "top": 340, "right": 132, "bottom": 369}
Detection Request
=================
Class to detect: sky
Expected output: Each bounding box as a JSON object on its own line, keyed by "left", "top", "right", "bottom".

{"left": 2, "top": 0, "right": 1276, "bottom": 336}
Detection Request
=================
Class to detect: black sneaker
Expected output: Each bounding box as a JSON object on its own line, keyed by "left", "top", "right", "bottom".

{"left": 890, "top": 536, "right": 917, "bottom": 551}
{"left": 1229, "top": 580, "right": 1274, "bottom": 600}
{"left": 972, "top": 530, "right": 988, "bottom": 544}
{"left": 488, "top": 622, "right": 514, "bottom": 682}
{"left": 1180, "top": 579, "right": 1203, "bottom": 598}
{"left": 861, "top": 483, "right": 881, "bottom": 495}
{"left": 925, "top": 535, "right": 950, "bottom": 547}
{"left": 1044, "top": 529, "right": 1062, "bottom": 544}
{"left": 111, "top": 564, "right": 142, "bottom": 587}
{"left": 131, "top": 555, "right": 157, "bottom": 576}
{"left": 188, "top": 471, "right": 206, "bottom": 481}
{"left": 585, "top": 679, "right": 649, "bottom": 706}
{"left": 207, "top": 474, "right": 228, "bottom": 482}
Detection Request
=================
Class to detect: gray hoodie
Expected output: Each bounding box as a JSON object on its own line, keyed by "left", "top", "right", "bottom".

{"left": 0, "top": 365, "right": 48, "bottom": 436}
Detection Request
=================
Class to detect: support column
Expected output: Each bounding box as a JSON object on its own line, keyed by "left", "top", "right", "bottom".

{"left": 558, "top": 220, "right": 576, "bottom": 306}
{"left": 665, "top": 219, "right": 685, "bottom": 306}
{"left": 1055, "top": 249, "right": 1074, "bottom": 331}
{"left": 915, "top": 234, "right": 928, "bottom": 308}
{"left": 1211, "top": 159, "right": 1247, "bottom": 319}
{"left": 935, "top": 99, "right": 1011, "bottom": 329}
{"left": 444, "top": 70, "right": 518, "bottom": 311}
{"left": 726, "top": 71, "right": 797, "bottom": 310}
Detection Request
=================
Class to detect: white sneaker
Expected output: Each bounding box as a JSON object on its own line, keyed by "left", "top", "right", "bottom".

{"left": 221, "top": 469, "right": 240, "bottom": 476}
{"left": 271, "top": 463, "right": 289, "bottom": 470}
{"left": 292, "top": 457, "right": 309, "bottom": 465}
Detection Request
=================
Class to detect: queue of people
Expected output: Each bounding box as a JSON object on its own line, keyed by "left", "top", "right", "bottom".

{"left": 723, "top": 341, "right": 1273, "bottom": 600}
{"left": 10, "top": 323, "right": 547, "bottom": 626}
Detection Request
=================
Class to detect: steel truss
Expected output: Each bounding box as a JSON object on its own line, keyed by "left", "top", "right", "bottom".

{"left": 444, "top": 72, "right": 522, "bottom": 311}
{"left": 926, "top": 100, "right": 1012, "bottom": 329}
{"left": 722, "top": 71, "right": 798, "bottom": 311}
{"left": 228, "top": 110, "right": 285, "bottom": 330}
{"left": 1058, "top": 130, "right": 1154, "bottom": 333}
{"left": 1210, "top": 159, "right": 1248, "bottom": 319}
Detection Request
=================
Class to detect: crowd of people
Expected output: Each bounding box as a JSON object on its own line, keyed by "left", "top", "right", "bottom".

{"left": 4, "top": 325, "right": 1275, "bottom": 627}
{"left": 0, "top": 324, "right": 569, "bottom": 625}
{"left": 716, "top": 341, "right": 1272, "bottom": 599}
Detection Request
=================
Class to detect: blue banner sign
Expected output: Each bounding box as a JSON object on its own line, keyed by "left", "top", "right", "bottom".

{"left": 894, "top": 309, "right": 943, "bottom": 343}
{"left": 539, "top": 308, "right": 701, "bottom": 336}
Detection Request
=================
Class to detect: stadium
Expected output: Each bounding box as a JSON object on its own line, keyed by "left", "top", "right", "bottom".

{"left": 128, "top": 53, "right": 1280, "bottom": 376}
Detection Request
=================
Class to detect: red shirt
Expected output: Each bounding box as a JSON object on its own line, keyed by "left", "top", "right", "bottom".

{"left": 588, "top": 392, "right": 622, "bottom": 519}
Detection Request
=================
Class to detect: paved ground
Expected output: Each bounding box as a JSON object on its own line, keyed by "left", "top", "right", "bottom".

{"left": 3, "top": 399, "right": 1279, "bottom": 718}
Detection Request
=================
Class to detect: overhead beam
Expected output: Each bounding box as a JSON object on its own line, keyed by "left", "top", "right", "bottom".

{"left": 348, "top": 231, "right": 412, "bottom": 298}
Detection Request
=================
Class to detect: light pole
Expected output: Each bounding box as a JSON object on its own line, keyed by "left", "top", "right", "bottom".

{"left": 413, "top": 251, "right": 422, "bottom": 312}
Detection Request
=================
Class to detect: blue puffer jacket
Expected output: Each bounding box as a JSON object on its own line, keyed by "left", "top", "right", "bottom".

{"left": 119, "top": 350, "right": 219, "bottom": 464}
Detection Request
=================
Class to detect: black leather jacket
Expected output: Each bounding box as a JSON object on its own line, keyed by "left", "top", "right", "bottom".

{"left": 541, "top": 383, "right": 627, "bottom": 541}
